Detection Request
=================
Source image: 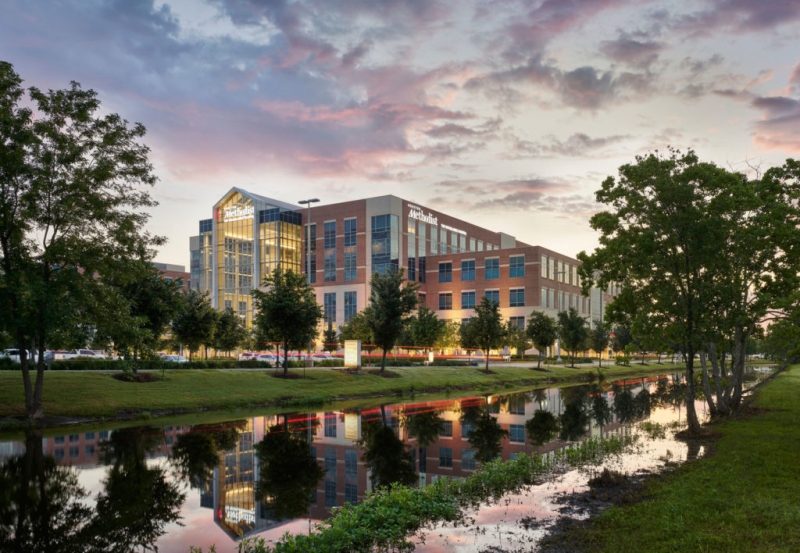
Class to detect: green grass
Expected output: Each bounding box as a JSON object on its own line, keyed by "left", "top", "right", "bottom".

{"left": 558, "top": 364, "right": 800, "bottom": 553}
{"left": 0, "top": 362, "right": 684, "bottom": 422}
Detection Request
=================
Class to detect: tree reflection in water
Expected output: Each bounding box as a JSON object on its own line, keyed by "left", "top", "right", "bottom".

{"left": 256, "top": 414, "right": 325, "bottom": 520}
{"left": 0, "top": 427, "right": 185, "bottom": 553}
{"left": 461, "top": 399, "right": 509, "bottom": 463}
{"left": 360, "top": 405, "right": 417, "bottom": 489}
{"left": 0, "top": 430, "right": 93, "bottom": 552}
{"left": 170, "top": 421, "right": 245, "bottom": 489}
{"left": 91, "top": 426, "right": 186, "bottom": 552}
{"left": 558, "top": 386, "right": 591, "bottom": 441}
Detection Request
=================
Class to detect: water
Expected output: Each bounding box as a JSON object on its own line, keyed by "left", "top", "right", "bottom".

{"left": 0, "top": 369, "right": 773, "bottom": 552}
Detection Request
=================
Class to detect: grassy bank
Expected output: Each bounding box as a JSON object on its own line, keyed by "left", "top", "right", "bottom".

{"left": 0, "top": 362, "right": 684, "bottom": 423}
{"left": 556, "top": 364, "right": 800, "bottom": 552}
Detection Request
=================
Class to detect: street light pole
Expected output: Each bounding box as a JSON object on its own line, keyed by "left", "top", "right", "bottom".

{"left": 298, "top": 198, "right": 320, "bottom": 285}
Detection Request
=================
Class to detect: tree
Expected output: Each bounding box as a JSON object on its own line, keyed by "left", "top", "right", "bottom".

{"left": 504, "top": 320, "right": 531, "bottom": 359}
{"left": 360, "top": 406, "right": 417, "bottom": 489}
{"left": 525, "top": 410, "right": 559, "bottom": 446}
{"left": 0, "top": 62, "right": 162, "bottom": 419}
{"left": 588, "top": 321, "right": 610, "bottom": 368}
{"left": 585, "top": 151, "right": 800, "bottom": 429}
{"left": 213, "top": 307, "right": 247, "bottom": 357}
{"left": 322, "top": 327, "right": 338, "bottom": 354}
{"left": 460, "top": 405, "right": 509, "bottom": 463}
{"left": 93, "top": 262, "right": 185, "bottom": 362}
{"left": 171, "top": 290, "right": 216, "bottom": 360}
{"left": 434, "top": 320, "right": 461, "bottom": 353}
{"left": 338, "top": 311, "right": 375, "bottom": 365}
{"left": 526, "top": 311, "right": 558, "bottom": 369}
{"left": 460, "top": 297, "right": 505, "bottom": 373}
{"left": 557, "top": 308, "right": 589, "bottom": 368}
{"left": 251, "top": 268, "right": 322, "bottom": 375}
{"left": 364, "top": 268, "right": 419, "bottom": 373}
{"left": 408, "top": 306, "right": 446, "bottom": 352}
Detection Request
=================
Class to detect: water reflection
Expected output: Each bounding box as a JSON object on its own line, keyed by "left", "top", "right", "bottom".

{"left": 0, "top": 369, "right": 773, "bottom": 552}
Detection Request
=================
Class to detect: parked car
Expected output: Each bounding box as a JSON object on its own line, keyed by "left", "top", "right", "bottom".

{"left": 311, "top": 353, "right": 335, "bottom": 361}
{"left": 163, "top": 355, "right": 189, "bottom": 363}
{"left": 61, "top": 349, "right": 106, "bottom": 360}
{"left": 257, "top": 353, "right": 283, "bottom": 364}
{"left": 1, "top": 349, "right": 35, "bottom": 363}
{"left": 238, "top": 352, "right": 258, "bottom": 361}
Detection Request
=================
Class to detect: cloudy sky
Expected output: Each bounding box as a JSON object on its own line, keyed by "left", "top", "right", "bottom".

{"left": 2, "top": 0, "right": 799, "bottom": 267}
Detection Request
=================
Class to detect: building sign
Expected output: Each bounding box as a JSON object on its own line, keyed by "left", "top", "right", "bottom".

{"left": 224, "top": 506, "right": 255, "bottom": 525}
{"left": 344, "top": 340, "right": 361, "bottom": 369}
{"left": 408, "top": 204, "right": 438, "bottom": 226}
{"left": 222, "top": 205, "right": 255, "bottom": 222}
{"left": 441, "top": 223, "right": 466, "bottom": 236}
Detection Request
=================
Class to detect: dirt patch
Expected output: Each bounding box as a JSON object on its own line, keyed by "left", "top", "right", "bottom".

{"left": 112, "top": 373, "right": 161, "bottom": 383}
{"left": 537, "top": 469, "right": 665, "bottom": 553}
{"left": 366, "top": 369, "right": 401, "bottom": 378}
{"left": 270, "top": 372, "right": 304, "bottom": 379}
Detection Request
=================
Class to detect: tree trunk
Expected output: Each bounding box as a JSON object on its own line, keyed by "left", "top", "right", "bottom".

{"left": 698, "top": 351, "right": 717, "bottom": 416}
{"left": 708, "top": 341, "right": 730, "bottom": 415}
{"left": 283, "top": 341, "right": 289, "bottom": 375}
{"left": 598, "top": 352, "right": 602, "bottom": 368}
{"left": 537, "top": 352, "right": 542, "bottom": 369}
{"left": 484, "top": 351, "right": 490, "bottom": 373}
{"left": 380, "top": 348, "right": 388, "bottom": 373}
{"left": 684, "top": 345, "right": 702, "bottom": 436}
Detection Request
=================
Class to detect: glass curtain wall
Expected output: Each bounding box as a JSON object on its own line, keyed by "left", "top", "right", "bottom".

{"left": 217, "top": 192, "right": 255, "bottom": 325}
{"left": 371, "top": 214, "right": 399, "bottom": 275}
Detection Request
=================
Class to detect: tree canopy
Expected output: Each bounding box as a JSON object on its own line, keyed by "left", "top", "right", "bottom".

{"left": 171, "top": 290, "right": 216, "bottom": 360}
{"left": 526, "top": 311, "right": 558, "bottom": 369}
{"left": 0, "top": 62, "right": 162, "bottom": 418}
{"left": 460, "top": 297, "right": 505, "bottom": 373}
{"left": 252, "top": 268, "right": 322, "bottom": 375}
{"left": 557, "top": 308, "right": 589, "bottom": 368}
{"left": 364, "top": 268, "right": 419, "bottom": 373}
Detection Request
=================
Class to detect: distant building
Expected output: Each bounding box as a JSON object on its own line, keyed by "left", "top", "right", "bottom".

{"left": 153, "top": 262, "right": 190, "bottom": 290}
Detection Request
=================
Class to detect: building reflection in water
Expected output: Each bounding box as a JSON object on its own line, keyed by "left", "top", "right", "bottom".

{"left": 0, "top": 374, "right": 693, "bottom": 547}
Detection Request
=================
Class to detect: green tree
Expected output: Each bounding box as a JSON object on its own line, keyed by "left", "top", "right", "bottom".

{"left": 0, "top": 62, "right": 162, "bottom": 419}
{"left": 526, "top": 311, "right": 558, "bottom": 369}
{"left": 557, "top": 308, "right": 589, "bottom": 368}
{"left": 360, "top": 406, "right": 417, "bottom": 489}
{"left": 322, "top": 327, "right": 338, "bottom": 354}
{"left": 171, "top": 290, "right": 216, "bottom": 360}
{"left": 460, "top": 297, "right": 505, "bottom": 373}
{"left": 504, "top": 320, "right": 531, "bottom": 359}
{"left": 251, "top": 268, "right": 322, "bottom": 375}
{"left": 408, "top": 305, "right": 446, "bottom": 352}
{"left": 434, "top": 320, "right": 462, "bottom": 352}
{"left": 338, "top": 311, "right": 375, "bottom": 365}
{"left": 213, "top": 307, "right": 247, "bottom": 357}
{"left": 364, "top": 268, "right": 419, "bottom": 373}
{"left": 588, "top": 321, "right": 610, "bottom": 368}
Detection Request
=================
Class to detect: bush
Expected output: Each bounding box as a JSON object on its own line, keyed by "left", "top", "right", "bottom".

{"left": 0, "top": 357, "right": 19, "bottom": 370}
{"left": 615, "top": 354, "right": 631, "bottom": 366}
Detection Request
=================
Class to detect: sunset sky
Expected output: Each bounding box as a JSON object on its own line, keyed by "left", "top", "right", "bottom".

{"left": 2, "top": 0, "right": 799, "bottom": 267}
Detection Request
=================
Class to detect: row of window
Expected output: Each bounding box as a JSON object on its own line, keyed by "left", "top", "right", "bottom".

{"left": 540, "top": 254, "right": 581, "bottom": 287}
{"left": 53, "top": 431, "right": 109, "bottom": 444}
{"left": 323, "top": 292, "right": 358, "bottom": 327}
{"left": 438, "top": 288, "right": 525, "bottom": 310}
{"left": 438, "top": 256, "right": 525, "bottom": 283}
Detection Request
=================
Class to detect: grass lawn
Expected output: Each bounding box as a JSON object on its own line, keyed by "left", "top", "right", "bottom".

{"left": 0, "top": 362, "right": 686, "bottom": 422}
{"left": 556, "top": 364, "right": 800, "bottom": 552}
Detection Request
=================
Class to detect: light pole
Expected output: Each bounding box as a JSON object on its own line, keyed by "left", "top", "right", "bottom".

{"left": 298, "top": 198, "right": 320, "bottom": 284}
{"left": 554, "top": 269, "right": 567, "bottom": 362}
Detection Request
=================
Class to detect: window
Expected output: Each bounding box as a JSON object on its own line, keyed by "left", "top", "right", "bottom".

{"left": 541, "top": 288, "right": 548, "bottom": 307}
{"left": 510, "top": 424, "right": 526, "bottom": 443}
{"left": 548, "top": 288, "right": 555, "bottom": 308}
{"left": 508, "top": 396, "right": 525, "bottom": 415}
{"left": 565, "top": 262, "right": 571, "bottom": 284}
{"left": 461, "top": 291, "right": 476, "bottom": 309}
{"left": 418, "top": 257, "right": 426, "bottom": 283}
{"left": 439, "top": 447, "right": 453, "bottom": 468}
{"left": 549, "top": 257, "right": 555, "bottom": 279}
{"left": 85, "top": 432, "right": 95, "bottom": 441}
{"left": 85, "top": 445, "right": 95, "bottom": 455}
{"left": 440, "top": 421, "right": 453, "bottom": 437}
{"left": 462, "top": 449, "right": 477, "bottom": 471}
{"left": 469, "top": 238, "right": 476, "bottom": 251}
{"left": 510, "top": 288, "right": 525, "bottom": 307}
{"left": 54, "top": 449, "right": 64, "bottom": 460}
{"left": 438, "top": 262, "right": 452, "bottom": 283}
{"left": 69, "top": 434, "right": 79, "bottom": 443}
{"left": 440, "top": 229, "right": 448, "bottom": 253}
{"left": 371, "top": 214, "right": 399, "bottom": 275}
{"left": 69, "top": 446, "right": 79, "bottom": 458}
{"left": 345, "top": 483, "right": 358, "bottom": 505}
{"left": 324, "top": 293, "right": 336, "bottom": 327}
{"left": 55, "top": 436, "right": 65, "bottom": 445}
{"left": 510, "top": 316, "right": 525, "bottom": 329}
{"left": 461, "top": 260, "right": 475, "bottom": 281}
{"left": 325, "top": 481, "right": 337, "bottom": 507}
{"left": 324, "top": 221, "right": 336, "bottom": 282}
{"left": 462, "top": 422, "right": 473, "bottom": 438}
{"left": 485, "top": 258, "right": 499, "bottom": 280}
{"left": 408, "top": 257, "right": 415, "bottom": 281}
{"left": 344, "top": 251, "right": 356, "bottom": 281}
{"left": 484, "top": 290, "right": 499, "bottom": 305}
{"left": 477, "top": 240, "right": 484, "bottom": 251}
{"left": 344, "top": 291, "right": 357, "bottom": 323}
{"left": 344, "top": 218, "right": 357, "bottom": 247}
{"left": 324, "top": 412, "right": 337, "bottom": 437}
{"left": 308, "top": 223, "right": 317, "bottom": 283}
{"left": 345, "top": 449, "right": 358, "bottom": 479}
{"left": 439, "top": 293, "right": 452, "bottom": 310}
{"left": 510, "top": 255, "right": 525, "bottom": 277}
{"left": 99, "top": 431, "right": 109, "bottom": 440}
{"left": 430, "top": 226, "right": 438, "bottom": 255}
